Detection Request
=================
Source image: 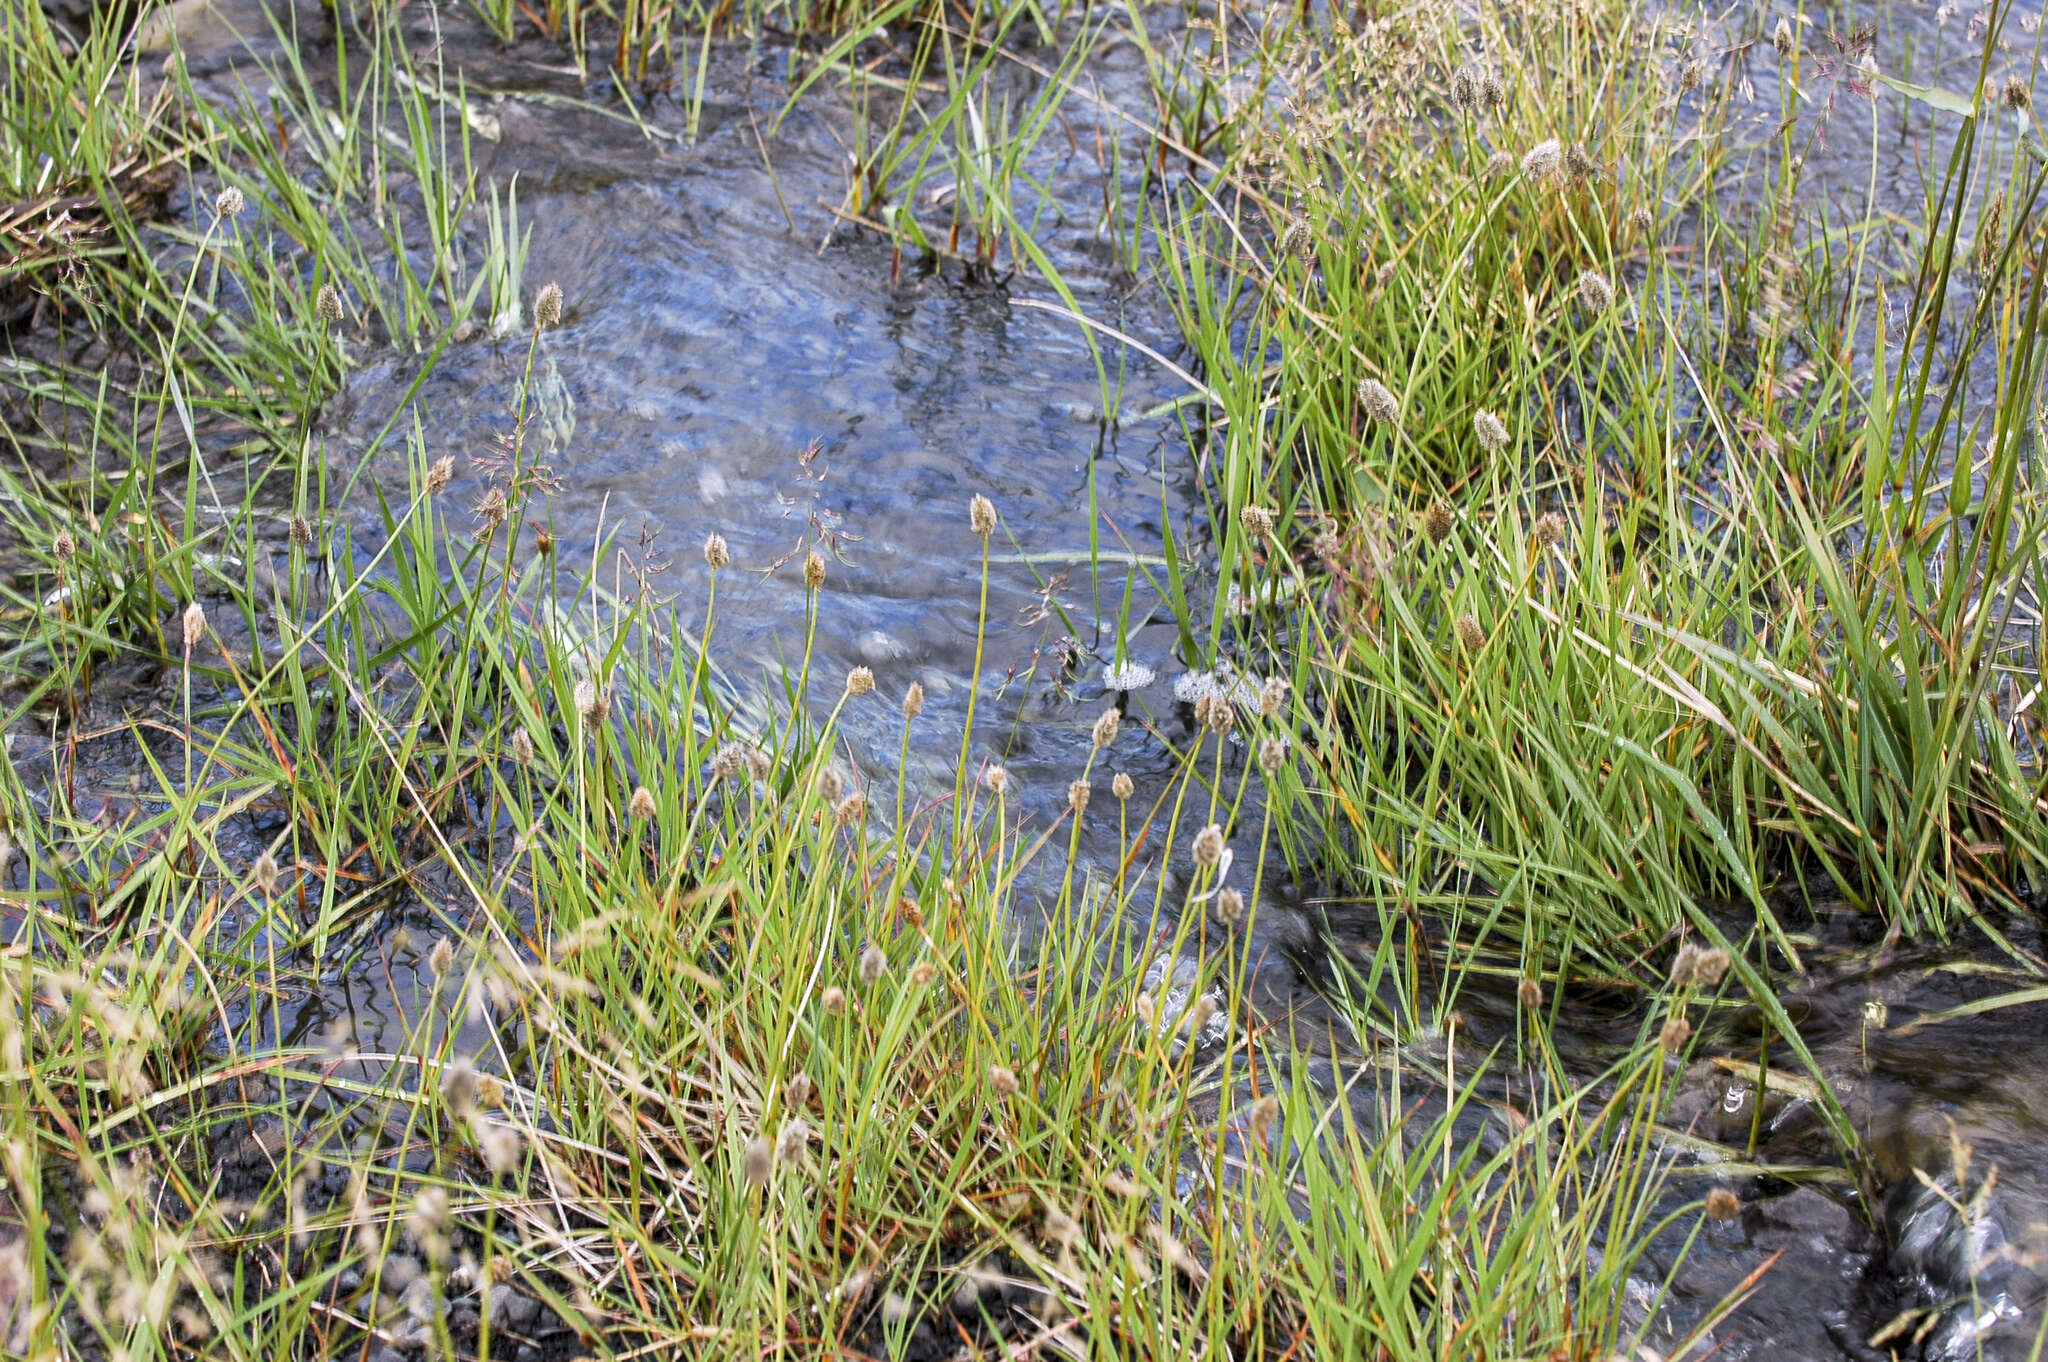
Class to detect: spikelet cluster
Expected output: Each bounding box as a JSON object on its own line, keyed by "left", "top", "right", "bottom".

{"left": 1092, "top": 708, "right": 1120, "bottom": 748}
{"left": 1520, "top": 139, "right": 1564, "bottom": 183}
{"left": 1669, "top": 943, "right": 1732, "bottom": 988}
{"left": 533, "top": 282, "right": 564, "bottom": 329}
{"left": 1356, "top": 377, "right": 1401, "bottom": 425}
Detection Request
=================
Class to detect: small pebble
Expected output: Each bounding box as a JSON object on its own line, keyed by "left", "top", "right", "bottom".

{"left": 400, "top": 1275, "right": 444, "bottom": 1324}
{"left": 489, "top": 1282, "right": 543, "bottom": 1331}
{"left": 379, "top": 1254, "right": 423, "bottom": 1292}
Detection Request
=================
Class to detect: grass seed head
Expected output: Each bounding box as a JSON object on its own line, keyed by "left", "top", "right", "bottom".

{"left": 1564, "top": 144, "right": 1602, "bottom": 184}
{"left": 1259, "top": 675, "right": 1289, "bottom": 717}
{"left": 1192, "top": 823, "right": 1226, "bottom": 868}
{"left": 181, "top": 601, "right": 206, "bottom": 650}
{"left": 1474, "top": 410, "right": 1509, "bottom": 452}
{"left": 574, "top": 676, "right": 608, "bottom": 725}
{"left": 533, "top": 282, "right": 564, "bottom": 329}
{"left": 1520, "top": 139, "right": 1564, "bottom": 182}
{"left": 53, "top": 528, "right": 76, "bottom": 560}
{"left": 1111, "top": 771, "right": 1134, "bottom": 801}
{"left": 1518, "top": 977, "right": 1544, "bottom": 1009}
{"left": 441, "top": 1059, "right": 478, "bottom": 1119}
{"left": 1671, "top": 943, "right": 1732, "bottom": 988}
{"left": 1658, "top": 1015, "right": 1692, "bottom": 1053}
{"left": 316, "top": 283, "right": 344, "bottom": 323}
{"left": 2004, "top": 76, "right": 2033, "bottom": 111}
{"left": 1423, "top": 500, "right": 1456, "bottom": 544}
{"left": 1239, "top": 504, "right": 1275, "bottom": 537}
{"left": 1627, "top": 203, "right": 1656, "bottom": 236}
{"left": 1092, "top": 707, "right": 1121, "bottom": 748}
{"left": 1772, "top": 16, "right": 1795, "bottom": 56}
{"left": 1247, "top": 1094, "right": 1281, "bottom": 1138}
{"left": 822, "top": 986, "right": 846, "bottom": 1014}
{"left": 410, "top": 1185, "right": 449, "bottom": 1236}
{"left": 1455, "top": 613, "right": 1486, "bottom": 651}
{"left": 743, "top": 1136, "right": 774, "bottom": 1189}
{"left": 1479, "top": 70, "right": 1506, "bottom": 110}
{"left": 711, "top": 741, "right": 745, "bottom": 781}
{"left": 702, "top": 532, "right": 730, "bottom": 570}
{"left": 213, "top": 186, "right": 244, "bottom": 218}
{"left": 989, "top": 1064, "right": 1021, "bottom": 1096}
{"left": 290, "top": 514, "right": 313, "bottom": 549}
{"left": 476, "top": 1120, "right": 522, "bottom": 1176}
{"left": 1215, "top": 887, "right": 1246, "bottom": 926}
{"left": 1669, "top": 942, "right": 1710, "bottom": 987}
{"left": 984, "top": 765, "right": 1010, "bottom": 798}
{"left": 427, "top": 456, "right": 455, "bottom": 495}
{"left": 776, "top": 1118, "right": 809, "bottom": 1165}
{"left": 1704, "top": 1187, "right": 1741, "bottom": 1221}
{"left": 901, "top": 681, "right": 925, "bottom": 718}
{"left": 1258, "top": 736, "right": 1289, "bottom": 775}
{"left": 833, "top": 792, "right": 865, "bottom": 827}
{"left": 251, "top": 851, "right": 281, "bottom": 898}
{"left": 472, "top": 486, "right": 508, "bottom": 536}
{"left": 909, "top": 960, "right": 936, "bottom": 987}
{"left": 845, "top": 666, "right": 874, "bottom": 697}
{"left": 744, "top": 746, "right": 773, "bottom": 783}
{"left": 970, "top": 493, "right": 998, "bottom": 539}
{"left": 428, "top": 936, "right": 455, "bottom": 978}
{"left": 859, "top": 943, "right": 887, "bottom": 986}
{"left": 1356, "top": 376, "right": 1401, "bottom": 424}
{"left": 1068, "top": 779, "right": 1091, "bottom": 815}
{"left": 1482, "top": 149, "right": 1514, "bottom": 179}
{"left": 510, "top": 729, "right": 534, "bottom": 767}
{"left": 1577, "top": 268, "right": 1615, "bottom": 314}
{"left": 803, "top": 549, "right": 826, "bottom": 590}
{"left": 817, "top": 765, "right": 843, "bottom": 803}
{"left": 787, "top": 1071, "right": 812, "bottom": 1109}
{"left": 1449, "top": 64, "right": 1481, "bottom": 113}
{"left": 628, "top": 786, "right": 657, "bottom": 822}
{"left": 1533, "top": 511, "right": 1568, "bottom": 549}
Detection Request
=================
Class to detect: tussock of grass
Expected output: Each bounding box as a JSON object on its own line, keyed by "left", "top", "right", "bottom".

{"left": 0, "top": 0, "right": 179, "bottom": 322}
{"left": 0, "top": 334, "right": 1713, "bottom": 1355}
{"left": 1152, "top": 0, "right": 2047, "bottom": 973}
{"left": 3, "top": 0, "right": 2045, "bottom": 1354}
